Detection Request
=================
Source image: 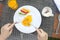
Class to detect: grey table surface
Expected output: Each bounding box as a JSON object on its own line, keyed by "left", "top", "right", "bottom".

{"left": 0, "top": 0, "right": 58, "bottom": 40}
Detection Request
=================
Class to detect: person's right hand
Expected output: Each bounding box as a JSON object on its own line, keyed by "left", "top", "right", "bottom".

{"left": 0, "top": 23, "right": 15, "bottom": 40}
{"left": 36, "top": 29, "right": 48, "bottom": 40}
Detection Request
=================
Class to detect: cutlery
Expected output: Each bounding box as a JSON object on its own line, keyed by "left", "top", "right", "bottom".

{"left": 15, "top": 22, "right": 38, "bottom": 29}
{"left": 31, "top": 24, "right": 37, "bottom": 29}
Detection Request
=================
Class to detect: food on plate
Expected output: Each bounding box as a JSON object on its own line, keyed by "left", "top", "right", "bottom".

{"left": 19, "top": 12, "right": 25, "bottom": 15}
{"left": 20, "top": 8, "right": 30, "bottom": 14}
{"left": 22, "top": 15, "right": 32, "bottom": 26}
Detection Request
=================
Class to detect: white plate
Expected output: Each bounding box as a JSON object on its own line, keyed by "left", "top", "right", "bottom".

{"left": 13, "top": 5, "right": 42, "bottom": 34}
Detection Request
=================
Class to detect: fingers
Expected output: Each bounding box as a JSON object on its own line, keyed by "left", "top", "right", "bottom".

{"left": 9, "top": 29, "right": 13, "bottom": 35}
{"left": 3, "top": 23, "right": 11, "bottom": 28}
{"left": 37, "top": 35, "right": 39, "bottom": 40}
{"left": 37, "top": 34, "right": 41, "bottom": 40}
{"left": 8, "top": 23, "right": 15, "bottom": 30}
{"left": 2, "top": 23, "right": 15, "bottom": 30}
{"left": 37, "top": 33, "right": 40, "bottom": 37}
{"left": 36, "top": 29, "right": 43, "bottom": 35}
{"left": 39, "top": 29, "right": 48, "bottom": 35}
{"left": 39, "top": 29, "right": 45, "bottom": 33}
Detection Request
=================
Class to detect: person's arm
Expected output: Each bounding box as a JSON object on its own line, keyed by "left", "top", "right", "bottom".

{"left": 0, "top": 23, "right": 15, "bottom": 40}
{"left": 36, "top": 29, "right": 48, "bottom": 40}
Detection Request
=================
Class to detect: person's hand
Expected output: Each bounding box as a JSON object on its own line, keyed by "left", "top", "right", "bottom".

{"left": 36, "top": 29, "right": 48, "bottom": 40}
{"left": 0, "top": 23, "right": 15, "bottom": 40}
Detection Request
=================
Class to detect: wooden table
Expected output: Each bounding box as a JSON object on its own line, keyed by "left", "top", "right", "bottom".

{"left": 52, "top": 13, "right": 60, "bottom": 39}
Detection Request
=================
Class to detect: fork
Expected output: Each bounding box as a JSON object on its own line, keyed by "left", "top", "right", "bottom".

{"left": 15, "top": 22, "right": 38, "bottom": 29}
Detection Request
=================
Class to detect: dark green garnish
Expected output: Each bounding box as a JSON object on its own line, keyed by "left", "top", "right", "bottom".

{"left": 19, "top": 12, "right": 26, "bottom": 15}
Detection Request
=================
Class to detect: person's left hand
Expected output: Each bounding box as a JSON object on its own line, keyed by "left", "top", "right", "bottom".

{"left": 0, "top": 23, "right": 15, "bottom": 40}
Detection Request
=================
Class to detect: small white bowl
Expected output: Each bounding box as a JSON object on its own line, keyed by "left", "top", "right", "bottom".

{"left": 42, "top": 7, "right": 54, "bottom": 17}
